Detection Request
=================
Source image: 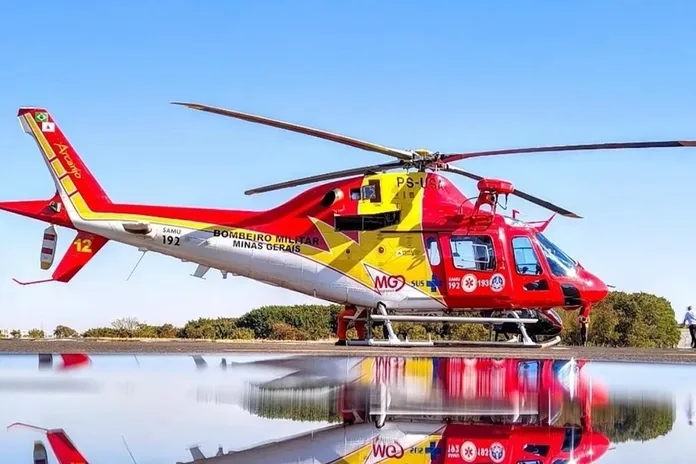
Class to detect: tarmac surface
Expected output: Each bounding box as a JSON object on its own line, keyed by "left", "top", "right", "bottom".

{"left": 1, "top": 339, "right": 696, "bottom": 363}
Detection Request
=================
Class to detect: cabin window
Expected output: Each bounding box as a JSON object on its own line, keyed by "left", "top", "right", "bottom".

{"left": 449, "top": 235, "right": 496, "bottom": 271}
{"left": 426, "top": 237, "right": 441, "bottom": 266}
{"left": 512, "top": 236, "right": 543, "bottom": 275}
{"left": 334, "top": 211, "right": 400, "bottom": 231}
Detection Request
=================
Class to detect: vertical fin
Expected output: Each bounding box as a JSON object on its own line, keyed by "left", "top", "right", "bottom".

{"left": 17, "top": 108, "right": 111, "bottom": 217}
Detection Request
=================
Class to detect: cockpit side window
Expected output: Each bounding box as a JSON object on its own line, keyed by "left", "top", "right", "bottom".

{"left": 512, "top": 236, "right": 543, "bottom": 275}
{"left": 426, "top": 237, "right": 441, "bottom": 266}
{"left": 449, "top": 235, "right": 496, "bottom": 271}
{"left": 535, "top": 233, "right": 577, "bottom": 278}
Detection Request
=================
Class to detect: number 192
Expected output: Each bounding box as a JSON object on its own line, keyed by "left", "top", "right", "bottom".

{"left": 163, "top": 235, "right": 180, "bottom": 246}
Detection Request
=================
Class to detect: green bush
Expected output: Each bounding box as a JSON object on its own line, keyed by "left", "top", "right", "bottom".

{"left": 54, "top": 325, "right": 79, "bottom": 338}
{"left": 236, "top": 304, "right": 341, "bottom": 340}
{"left": 156, "top": 323, "right": 178, "bottom": 338}
{"left": 269, "top": 322, "right": 309, "bottom": 340}
{"left": 229, "top": 327, "right": 255, "bottom": 340}
{"left": 181, "top": 317, "right": 238, "bottom": 339}
{"left": 27, "top": 328, "right": 45, "bottom": 339}
{"left": 560, "top": 291, "right": 680, "bottom": 348}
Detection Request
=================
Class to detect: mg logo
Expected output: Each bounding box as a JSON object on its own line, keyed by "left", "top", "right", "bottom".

{"left": 372, "top": 440, "right": 404, "bottom": 459}
{"left": 374, "top": 274, "right": 406, "bottom": 292}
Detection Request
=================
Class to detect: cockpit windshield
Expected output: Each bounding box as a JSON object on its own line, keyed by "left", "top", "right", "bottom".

{"left": 535, "top": 233, "right": 577, "bottom": 278}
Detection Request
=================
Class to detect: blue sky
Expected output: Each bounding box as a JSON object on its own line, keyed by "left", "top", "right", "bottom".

{"left": 1, "top": 2, "right": 695, "bottom": 331}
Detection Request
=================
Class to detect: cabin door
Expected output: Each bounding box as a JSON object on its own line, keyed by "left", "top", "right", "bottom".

{"left": 506, "top": 235, "right": 565, "bottom": 307}
{"left": 437, "top": 233, "right": 508, "bottom": 307}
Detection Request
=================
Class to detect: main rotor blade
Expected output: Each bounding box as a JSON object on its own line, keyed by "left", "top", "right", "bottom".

{"left": 444, "top": 165, "right": 582, "bottom": 218}
{"left": 172, "top": 102, "right": 414, "bottom": 161}
{"left": 442, "top": 140, "right": 696, "bottom": 163}
{"left": 244, "top": 161, "right": 403, "bottom": 195}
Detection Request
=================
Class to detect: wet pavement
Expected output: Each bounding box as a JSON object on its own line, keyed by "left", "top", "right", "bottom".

{"left": 2, "top": 339, "right": 696, "bottom": 363}
{"left": 1, "top": 352, "right": 695, "bottom": 463}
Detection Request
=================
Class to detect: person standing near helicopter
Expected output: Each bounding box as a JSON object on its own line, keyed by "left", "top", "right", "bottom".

{"left": 683, "top": 306, "right": 696, "bottom": 348}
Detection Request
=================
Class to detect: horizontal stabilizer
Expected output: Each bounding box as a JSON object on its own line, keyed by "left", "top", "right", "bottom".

{"left": 13, "top": 231, "right": 108, "bottom": 285}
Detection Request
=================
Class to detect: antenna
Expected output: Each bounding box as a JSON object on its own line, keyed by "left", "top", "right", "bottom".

{"left": 122, "top": 435, "right": 138, "bottom": 464}
{"left": 126, "top": 248, "right": 148, "bottom": 281}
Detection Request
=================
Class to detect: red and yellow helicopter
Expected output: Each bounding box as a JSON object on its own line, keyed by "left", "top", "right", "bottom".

{"left": 9, "top": 356, "right": 614, "bottom": 464}
{"left": 1, "top": 104, "right": 693, "bottom": 347}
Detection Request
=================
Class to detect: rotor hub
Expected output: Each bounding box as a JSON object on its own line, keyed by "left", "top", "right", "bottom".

{"left": 412, "top": 148, "right": 434, "bottom": 158}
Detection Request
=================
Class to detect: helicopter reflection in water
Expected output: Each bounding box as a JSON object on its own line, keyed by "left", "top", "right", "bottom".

{"left": 6, "top": 353, "right": 682, "bottom": 464}
{"left": 188, "top": 355, "right": 675, "bottom": 464}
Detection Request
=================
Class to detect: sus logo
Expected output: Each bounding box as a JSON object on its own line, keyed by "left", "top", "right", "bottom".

{"left": 374, "top": 274, "right": 406, "bottom": 292}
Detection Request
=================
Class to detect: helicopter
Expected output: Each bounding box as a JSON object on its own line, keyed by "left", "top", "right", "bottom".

{"left": 9, "top": 356, "right": 615, "bottom": 464}
{"left": 184, "top": 355, "right": 614, "bottom": 463}
{"left": 1, "top": 105, "right": 693, "bottom": 348}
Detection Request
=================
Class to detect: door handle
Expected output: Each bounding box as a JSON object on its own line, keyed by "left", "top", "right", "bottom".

{"left": 524, "top": 279, "right": 549, "bottom": 291}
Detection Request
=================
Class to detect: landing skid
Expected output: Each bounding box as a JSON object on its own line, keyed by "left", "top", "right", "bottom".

{"left": 346, "top": 336, "right": 561, "bottom": 349}
{"left": 344, "top": 306, "right": 561, "bottom": 349}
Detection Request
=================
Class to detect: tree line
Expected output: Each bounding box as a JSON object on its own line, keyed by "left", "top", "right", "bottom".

{"left": 1, "top": 291, "right": 684, "bottom": 348}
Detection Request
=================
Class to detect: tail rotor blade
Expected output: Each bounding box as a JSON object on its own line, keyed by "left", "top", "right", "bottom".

{"left": 443, "top": 165, "right": 581, "bottom": 218}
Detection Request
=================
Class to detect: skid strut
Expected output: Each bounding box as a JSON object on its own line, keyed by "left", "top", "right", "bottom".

{"left": 344, "top": 306, "right": 561, "bottom": 348}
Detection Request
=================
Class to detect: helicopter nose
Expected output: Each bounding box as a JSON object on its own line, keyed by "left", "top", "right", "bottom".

{"left": 583, "top": 273, "right": 609, "bottom": 304}
{"left": 582, "top": 432, "right": 611, "bottom": 462}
